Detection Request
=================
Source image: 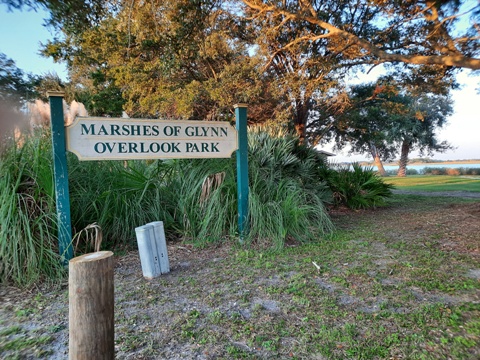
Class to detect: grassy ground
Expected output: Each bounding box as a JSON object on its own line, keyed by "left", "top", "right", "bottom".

{"left": 385, "top": 175, "right": 480, "bottom": 192}
{"left": 384, "top": 160, "right": 480, "bottom": 166}
{"left": 1, "top": 194, "right": 479, "bottom": 359}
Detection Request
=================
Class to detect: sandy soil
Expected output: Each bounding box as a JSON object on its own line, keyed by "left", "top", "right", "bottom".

{"left": 1, "top": 192, "right": 479, "bottom": 359}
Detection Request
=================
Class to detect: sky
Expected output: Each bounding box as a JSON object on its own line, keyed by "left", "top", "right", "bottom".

{"left": 0, "top": 7, "right": 68, "bottom": 79}
{"left": 1, "top": 6, "right": 479, "bottom": 162}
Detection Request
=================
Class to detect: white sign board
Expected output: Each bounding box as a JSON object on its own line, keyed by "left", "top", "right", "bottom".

{"left": 66, "top": 117, "right": 238, "bottom": 160}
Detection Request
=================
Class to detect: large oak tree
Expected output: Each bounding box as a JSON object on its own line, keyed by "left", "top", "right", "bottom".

{"left": 5, "top": 0, "right": 472, "bottom": 146}
{"left": 244, "top": 0, "right": 473, "bottom": 142}
{"left": 243, "top": 0, "right": 480, "bottom": 70}
{"left": 329, "top": 82, "right": 454, "bottom": 176}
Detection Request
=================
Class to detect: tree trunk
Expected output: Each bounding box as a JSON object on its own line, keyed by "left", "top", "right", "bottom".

{"left": 397, "top": 140, "right": 411, "bottom": 177}
{"left": 370, "top": 144, "right": 387, "bottom": 176}
{"left": 293, "top": 99, "right": 308, "bottom": 143}
{"left": 69, "top": 251, "right": 114, "bottom": 360}
{"left": 294, "top": 121, "right": 306, "bottom": 143}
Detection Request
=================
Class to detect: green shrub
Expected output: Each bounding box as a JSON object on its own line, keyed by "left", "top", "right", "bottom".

{"left": 1, "top": 126, "right": 336, "bottom": 285}
{"left": 465, "top": 168, "right": 480, "bottom": 176}
{"left": 423, "top": 167, "right": 480, "bottom": 176}
{"left": 385, "top": 168, "right": 419, "bottom": 176}
{"left": 170, "top": 127, "right": 334, "bottom": 248}
{"left": 67, "top": 125, "right": 334, "bottom": 249}
{"left": 424, "top": 167, "right": 447, "bottom": 175}
{"left": 164, "top": 157, "right": 236, "bottom": 243}
{"left": 68, "top": 157, "right": 176, "bottom": 248}
{"left": 321, "top": 163, "right": 394, "bottom": 209}
{"left": 246, "top": 127, "right": 333, "bottom": 248}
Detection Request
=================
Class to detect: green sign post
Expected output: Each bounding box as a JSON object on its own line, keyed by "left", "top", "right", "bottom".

{"left": 234, "top": 104, "right": 249, "bottom": 240}
{"left": 48, "top": 91, "right": 73, "bottom": 262}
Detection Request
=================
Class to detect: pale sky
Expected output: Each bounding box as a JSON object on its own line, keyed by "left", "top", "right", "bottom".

{"left": 1, "top": 6, "right": 479, "bottom": 161}
{"left": 0, "top": 7, "right": 68, "bottom": 79}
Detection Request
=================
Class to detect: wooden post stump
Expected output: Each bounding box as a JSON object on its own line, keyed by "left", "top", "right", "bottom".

{"left": 69, "top": 251, "right": 114, "bottom": 360}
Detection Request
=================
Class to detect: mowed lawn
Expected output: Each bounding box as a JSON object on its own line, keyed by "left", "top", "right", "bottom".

{"left": 385, "top": 175, "right": 480, "bottom": 192}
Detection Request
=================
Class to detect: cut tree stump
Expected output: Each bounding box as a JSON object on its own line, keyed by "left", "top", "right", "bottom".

{"left": 69, "top": 251, "right": 114, "bottom": 360}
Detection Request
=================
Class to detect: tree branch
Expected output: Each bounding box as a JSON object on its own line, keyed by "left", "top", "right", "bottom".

{"left": 243, "top": 0, "right": 480, "bottom": 70}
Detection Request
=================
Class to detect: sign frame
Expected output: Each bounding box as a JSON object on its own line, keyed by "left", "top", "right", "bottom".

{"left": 66, "top": 117, "right": 238, "bottom": 161}
{"left": 48, "top": 93, "right": 249, "bottom": 261}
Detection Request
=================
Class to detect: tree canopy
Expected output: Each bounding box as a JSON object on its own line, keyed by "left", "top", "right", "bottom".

{"left": 328, "top": 81, "right": 454, "bottom": 176}
{"left": 0, "top": 53, "right": 38, "bottom": 105}
{"left": 1, "top": 0, "right": 107, "bottom": 32}
{"left": 37, "top": 0, "right": 285, "bottom": 120}
{"left": 242, "top": 0, "right": 474, "bottom": 141}
{"left": 243, "top": 0, "right": 480, "bottom": 70}
{"left": 2, "top": 0, "right": 472, "bottom": 155}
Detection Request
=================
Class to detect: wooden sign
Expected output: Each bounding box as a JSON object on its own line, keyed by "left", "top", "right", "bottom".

{"left": 48, "top": 93, "right": 248, "bottom": 262}
{"left": 66, "top": 117, "right": 238, "bottom": 160}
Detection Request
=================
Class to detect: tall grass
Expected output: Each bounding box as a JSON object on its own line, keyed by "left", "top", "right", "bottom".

{"left": 246, "top": 127, "right": 333, "bottom": 248}
{"left": 168, "top": 158, "right": 237, "bottom": 243}
{"left": 0, "top": 132, "right": 64, "bottom": 286}
{"left": 154, "top": 127, "right": 334, "bottom": 248}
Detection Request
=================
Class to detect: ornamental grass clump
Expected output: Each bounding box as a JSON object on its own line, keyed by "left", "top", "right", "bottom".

{"left": 0, "top": 132, "right": 64, "bottom": 286}
{"left": 167, "top": 158, "right": 237, "bottom": 244}
{"left": 169, "top": 126, "right": 334, "bottom": 248}
{"left": 246, "top": 127, "right": 333, "bottom": 248}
